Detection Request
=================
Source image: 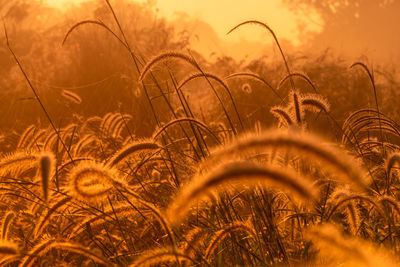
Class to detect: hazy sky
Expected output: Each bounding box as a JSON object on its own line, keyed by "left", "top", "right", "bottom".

{"left": 45, "top": 0, "right": 399, "bottom": 64}
{"left": 144, "top": 0, "right": 322, "bottom": 45}
{"left": 46, "top": 0, "right": 322, "bottom": 45}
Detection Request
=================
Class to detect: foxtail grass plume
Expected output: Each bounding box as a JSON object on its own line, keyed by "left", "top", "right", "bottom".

{"left": 166, "top": 161, "right": 317, "bottom": 225}
{"left": 62, "top": 89, "right": 82, "bottom": 104}
{"left": 204, "top": 129, "right": 370, "bottom": 190}
{"left": 205, "top": 221, "right": 256, "bottom": 262}
{"left": 129, "top": 247, "right": 196, "bottom": 267}
{"left": 306, "top": 224, "right": 395, "bottom": 267}
{"left": 0, "top": 240, "right": 18, "bottom": 256}
{"left": 106, "top": 141, "right": 160, "bottom": 167}
{"left": 19, "top": 239, "right": 114, "bottom": 267}
{"left": 39, "top": 152, "right": 54, "bottom": 202}
{"left": 1, "top": 211, "right": 15, "bottom": 240}
{"left": 68, "top": 161, "right": 125, "bottom": 202}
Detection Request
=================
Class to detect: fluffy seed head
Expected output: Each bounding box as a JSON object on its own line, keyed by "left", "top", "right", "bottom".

{"left": 129, "top": 247, "right": 194, "bottom": 267}
{"left": 39, "top": 152, "right": 54, "bottom": 202}
{"left": 301, "top": 94, "right": 330, "bottom": 113}
{"left": 167, "top": 161, "right": 317, "bottom": 225}
{"left": 204, "top": 129, "right": 369, "bottom": 190}
{"left": 205, "top": 221, "right": 256, "bottom": 261}
{"left": 106, "top": 141, "right": 160, "bottom": 167}
{"left": 1, "top": 211, "right": 15, "bottom": 240}
{"left": 271, "top": 106, "right": 294, "bottom": 126}
{"left": 68, "top": 161, "right": 124, "bottom": 202}
{"left": 0, "top": 240, "right": 18, "bottom": 256}
{"left": 62, "top": 89, "right": 82, "bottom": 104}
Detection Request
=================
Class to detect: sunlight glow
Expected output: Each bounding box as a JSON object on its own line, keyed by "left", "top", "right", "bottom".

{"left": 46, "top": 0, "right": 322, "bottom": 45}
{"left": 45, "top": 0, "right": 323, "bottom": 60}
{"left": 45, "top": 0, "right": 85, "bottom": 9}
{"left": 148, "top": 0, "right": 323, "bottom": 46}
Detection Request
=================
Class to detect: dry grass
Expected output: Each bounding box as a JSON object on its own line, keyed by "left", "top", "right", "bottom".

{"left": 0, "top": 3, "right": 399, "bottom": 266}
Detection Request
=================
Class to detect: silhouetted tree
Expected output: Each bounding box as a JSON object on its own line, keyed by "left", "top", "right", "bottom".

{"left": 283, "top": 0, "right": 400, "bottom": 62}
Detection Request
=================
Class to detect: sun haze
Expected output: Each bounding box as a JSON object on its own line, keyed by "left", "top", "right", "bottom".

{"left": 46, "top": 0, "right": 323, "bottom": 60}
{"left": 45, "top": 0, "right": 85, "bottom": 9}
{"left": 143, "top": 0, "right": 322, "bottom": 45}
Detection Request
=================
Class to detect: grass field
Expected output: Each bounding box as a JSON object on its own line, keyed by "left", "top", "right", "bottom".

{"left": 0, "top": 0, "right": 400, "bottom": 266}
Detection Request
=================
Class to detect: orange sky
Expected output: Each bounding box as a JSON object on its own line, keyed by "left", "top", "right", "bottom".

{"left": 46, "top": 0, "right": 323, "bottom": 60}
{"left": 144, "top": 0, "right": 322, "bottom": 45}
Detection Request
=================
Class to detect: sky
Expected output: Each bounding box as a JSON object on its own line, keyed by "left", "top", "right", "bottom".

{"left": 44, "top": 0, "right": 400, "bottom": 65}
{"left": 45, "top": 0, "right": 323, "bottom": 59}
{"left": 141, "top": 0, "right": 322, "bottom": 46}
